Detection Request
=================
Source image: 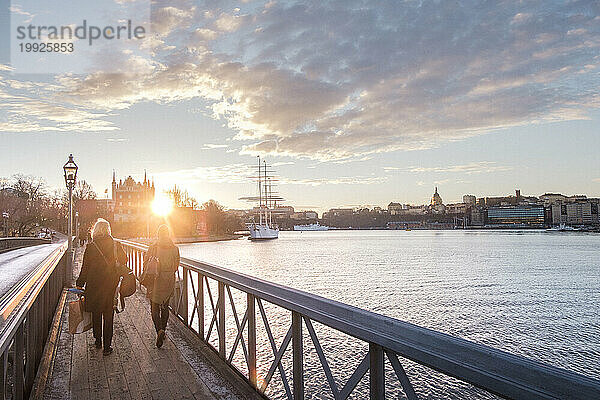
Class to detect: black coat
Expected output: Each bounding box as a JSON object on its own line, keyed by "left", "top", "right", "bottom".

{"left": 76, "top": 236, "right": 128, "bottom": 313}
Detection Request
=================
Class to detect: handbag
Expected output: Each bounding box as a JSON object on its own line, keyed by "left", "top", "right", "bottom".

{"left": 93, "top": 240, "right": 136, "bottom": 312}
{"left": 140, "top": 248, "right": 159, "bottom": 289}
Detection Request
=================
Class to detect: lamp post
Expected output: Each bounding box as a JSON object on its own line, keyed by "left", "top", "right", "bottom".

{"left": 63, "top": 154, "right": 78, "bottom": 281}
{"left": 2, "top": 212, "right": 8, "bottom": 237}
{"left": 75, "top": 211, "right": 79, "bottom": 247}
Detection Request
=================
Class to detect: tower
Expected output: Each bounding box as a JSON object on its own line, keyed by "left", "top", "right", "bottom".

{"left": 431, "top": 187, "right": 443, "bottom": 206}
{"left": 112, "top": 170, "right": 117, "bottom": 201}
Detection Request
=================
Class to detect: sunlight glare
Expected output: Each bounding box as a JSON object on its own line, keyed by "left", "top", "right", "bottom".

{"left": 152, "top": 195, "right": 173, "bottom": 217}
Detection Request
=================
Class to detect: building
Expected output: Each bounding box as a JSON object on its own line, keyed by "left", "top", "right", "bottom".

{"left": 431, "top": 187, "right": 443, "bottom": 206}
{"left": 387, "top": 203, "right": 426, "bottom": 216}
{"left": 112, "top": 172, "right": 155, "bottom": 224}
{"left": 487, "top": 205, "right": 545, "bottom": 227}
{"left": 445, "top": 203, "right": 468, "bottom": 215}
{"left": 478, "top": 190, "right": 538, "bottom": 207}
{"left": 387, "top": 202, "right": 403, "bottom": 215}
{"left": 430, "top": 187, "right": 445, "bottom": 214}
{"left": 322, "top": 208, "right": 354, "bottom": 219}
{"left": 566, "top": 202, "right": 594, "bottom": 225}
{"left": 463, "top": 195, "right": 476, "bottom": 205}
{"left": 290, "top": 211, "right": 318, "bottom": 220}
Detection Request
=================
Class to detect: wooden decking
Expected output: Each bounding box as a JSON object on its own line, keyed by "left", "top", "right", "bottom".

{"left": 38, "top": 247, "right": 262, "bottom": 400}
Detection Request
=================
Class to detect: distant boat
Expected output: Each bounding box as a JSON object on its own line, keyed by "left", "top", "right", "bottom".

{"left": 546, "top": 223, "right": 579, "bottom": 232}
{"left": 293, "top": 223, "right": 329, "bottom": 231}
{"left": 243, "top": 156, "right": 280, "bottom": 240}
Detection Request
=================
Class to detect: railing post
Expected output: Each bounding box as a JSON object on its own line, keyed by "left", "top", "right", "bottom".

{"left": 247, "top": 294, "right": 256, "bottom": 388}
{"left": 369, "top": 343, "right": 384, "bottom": 400}
{"left": 25, "top": 314, "right": 35, "bottom": 395}
{"left": 218, "top": 281, "right": 225, "bottom": 358}
{"left": 0, "top": 351, "right": 7, "bottom": 400}
{"left": 181, "top": 268, "right": 188, "bottom": 324}
{"left": 292, "top": 311, "right": 304, "bottom": 399}
{"left": 14, "top": 324, "right": 24, "bottom": 400}
{"left": 198, "top": 274, "right": 204, "bottom": 338}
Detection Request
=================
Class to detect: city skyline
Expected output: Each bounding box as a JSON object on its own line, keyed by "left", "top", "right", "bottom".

{"left": 1, "top": 1, "right": 600, "bottom": 212}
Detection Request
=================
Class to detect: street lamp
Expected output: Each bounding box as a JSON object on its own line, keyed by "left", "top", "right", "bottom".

{"left": 2, "top": 212, "right": 8, "bottom": 237}
{"left": 75, "top": 211, "right": 79, "bottom": 247}
{"left": 63, "top": 154, "right": 78, "bottom": 281}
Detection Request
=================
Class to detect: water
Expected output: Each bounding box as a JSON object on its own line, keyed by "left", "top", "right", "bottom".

{"left": 178, "top": 230, "right": 600, "bottom": 399}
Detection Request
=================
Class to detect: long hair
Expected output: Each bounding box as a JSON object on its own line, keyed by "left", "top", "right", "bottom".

{"left": 91, "top": 218, "right": 111, "bottom": 240}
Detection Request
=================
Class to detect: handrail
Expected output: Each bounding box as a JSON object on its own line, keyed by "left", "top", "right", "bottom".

{"left": 0, "top": 237, "right": 52, "bottom": 253}
{"left": 119, "top": 239, "right": 600, "bottom": 399}
{"left": 0, "top": 241, "right": 68, "bottom": 399}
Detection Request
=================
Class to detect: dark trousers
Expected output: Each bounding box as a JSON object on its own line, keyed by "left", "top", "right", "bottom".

{"left": 151, "top": 302, "right": 169, "bottom": 332}
{"left": 92, "top": 308, "right": 114, "bottom": 349}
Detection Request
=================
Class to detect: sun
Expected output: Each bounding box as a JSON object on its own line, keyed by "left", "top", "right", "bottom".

{"left": 151, "top": 195, "right": 173, "bottom": 217}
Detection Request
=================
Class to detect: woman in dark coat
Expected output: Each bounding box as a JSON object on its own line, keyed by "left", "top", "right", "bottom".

{"left": 144, "top": 224, "right": 180, "bottom": 348}
{"left": 76, "top": 218, "right": 127, "bottom": 355}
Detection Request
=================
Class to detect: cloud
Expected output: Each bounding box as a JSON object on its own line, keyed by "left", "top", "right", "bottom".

{"left": 281, "top": 176, "right": 387, "bottom": 186}
{"left": 9, "top": 4, "right": 35, "bottom": 23}
{"left": 152, "top": 163, "right": 387, "bottom": 187}
{"left": 152, "top": 5, "right": 196, "bottom": 36}
{"left": 396, "top": 161, "right": 513, "bottom": 174}
{"left": 9, "top": 1, "right": 600, "bottom": 161}
{"left": 202, "top": 143, "right": 228, "bottom": 149}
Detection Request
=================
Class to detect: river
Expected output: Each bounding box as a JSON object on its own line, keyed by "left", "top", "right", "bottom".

{"left": 178, "top": 230, "right": 600, "bottom": 399}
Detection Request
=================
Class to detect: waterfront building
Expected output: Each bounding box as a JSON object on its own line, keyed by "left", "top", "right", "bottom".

{"left": 387, "top": 203, "right": 427, "bottom": 216}
{"left": 445, "top": 203, "right": 468, "bottom": 215}
{"left": 112, "top": 172, "right": 155, "bottom": 224}
{"left": 470, "top": 207, "right": 486, "bottom": 226}
{"left": 290, "top": 211, "right": 319, "bottom": 220}
{"left": 549, "top": 198, "right": 599, "bottom": 226}
{"left": 487, "top": 205, "right": 545, "bottom": 227}
{"left": 566, "top": 202, "right": 594, "bottom": 225}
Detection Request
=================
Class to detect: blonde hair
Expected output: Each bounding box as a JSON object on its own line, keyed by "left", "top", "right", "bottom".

{"left": 91, "top": 218, "right": 111, "bottom": 240}
{"left": 157, "top": 224, "right": 170, "bottom": 239}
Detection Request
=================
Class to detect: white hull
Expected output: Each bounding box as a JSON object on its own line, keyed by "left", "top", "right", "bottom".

{"left": 294, "top": 224, "right": 329, "bottom": 231}
{"left": 247, "top": 224, "right": 279, "bottom": 240}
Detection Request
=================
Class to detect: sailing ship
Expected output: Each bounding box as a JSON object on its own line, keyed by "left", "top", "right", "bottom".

{"left": 241, "top": 157, "right": 282, "bottom": 240}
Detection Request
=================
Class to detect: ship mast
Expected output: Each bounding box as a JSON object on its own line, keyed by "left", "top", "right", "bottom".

{"left": 258, "top": 156, "right": 263, "bottom": 225}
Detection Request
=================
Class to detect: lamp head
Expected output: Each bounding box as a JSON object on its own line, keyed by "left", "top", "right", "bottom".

{"left": 63, "top": 154, "right": 78, "bottom": 189}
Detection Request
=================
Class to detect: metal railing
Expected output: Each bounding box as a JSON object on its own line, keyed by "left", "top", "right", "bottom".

{"left": 0, "top": 238, "right": 52, "bottom": 254}
{"left": 119, "top": 240, "right": 600, "bottom": 399}
{"left": 0, "top": 242, "right": 67, "bottom": 399}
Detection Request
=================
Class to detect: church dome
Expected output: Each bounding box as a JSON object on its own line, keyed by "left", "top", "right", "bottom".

{"left": 431, "top": 187, "right": 443, "bottom": 206}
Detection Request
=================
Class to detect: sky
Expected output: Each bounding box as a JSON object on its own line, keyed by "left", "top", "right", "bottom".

{"left": 1, "top": 0, "right": 599, "bottom": 213}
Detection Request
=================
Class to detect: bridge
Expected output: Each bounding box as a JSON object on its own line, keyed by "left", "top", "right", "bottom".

{"left": 0, "top": 239, "right": 598, "bottom": 399}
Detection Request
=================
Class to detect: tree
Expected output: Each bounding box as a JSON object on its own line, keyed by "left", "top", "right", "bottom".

{"left": 201, "top": 199, "right": 242, "bottom": 234}
{"left": 167, "top": 185, "right": 198, "bottom": 208}
{"left": 73, "top": 180, "right": 97, "bottom": 203}
{"left": 1, "top": 175, "right": 49, "bottom": 236}
{"left": 202, "top": 200, "right": 225, "bottom": 234}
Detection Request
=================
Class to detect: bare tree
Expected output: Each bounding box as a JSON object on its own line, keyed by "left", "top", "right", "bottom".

{"left": 5, "top": 175, "right": 48, "bottom": 236}
{"left": 167, "top": 185, "right": 198, "bottom": 208}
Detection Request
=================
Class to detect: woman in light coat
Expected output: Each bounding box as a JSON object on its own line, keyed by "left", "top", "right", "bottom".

{"left": 144, "top": 225, "right": 180, "bottom": 348}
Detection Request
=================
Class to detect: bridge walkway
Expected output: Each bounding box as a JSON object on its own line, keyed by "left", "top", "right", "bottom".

{"left": 38, "top": 247, "right": 261, "bottom": 400}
